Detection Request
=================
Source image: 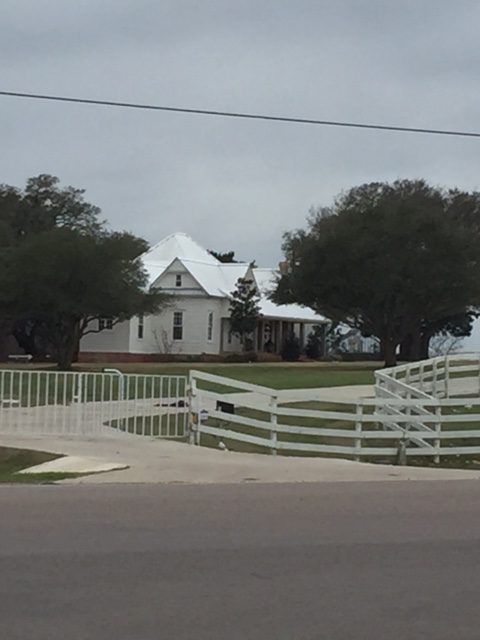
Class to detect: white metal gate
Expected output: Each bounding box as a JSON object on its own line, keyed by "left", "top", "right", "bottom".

{"left": 0, "top": 369, "right": 188, "bottom": 437}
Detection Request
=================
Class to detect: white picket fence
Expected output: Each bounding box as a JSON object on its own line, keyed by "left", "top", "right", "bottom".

{"left": 0, "top": 369, "right": 188, "bottom": 437}
{"left": 189, "top": 355, "right": 480, "bottom": 461}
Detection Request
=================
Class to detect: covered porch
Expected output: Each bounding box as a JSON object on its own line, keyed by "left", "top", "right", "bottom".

{"left": 255, "top": 318, "right": 315, "bottom": 355}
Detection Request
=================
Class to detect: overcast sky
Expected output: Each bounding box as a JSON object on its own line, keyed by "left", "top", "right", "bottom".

{"left": 1, "top": 0, "right": 480, "bottom": 267}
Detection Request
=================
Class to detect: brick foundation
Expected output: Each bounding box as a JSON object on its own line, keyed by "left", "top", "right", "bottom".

{"left": 78, "top": 352, "right": 199, "bottom": 363}
{"left": 78, "top": 351, "right": 282, "bottom": 364}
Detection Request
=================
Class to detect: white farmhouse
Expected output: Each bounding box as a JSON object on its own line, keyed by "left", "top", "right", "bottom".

{"left": 80, "top": 232, "right": 325, "bottom": 362}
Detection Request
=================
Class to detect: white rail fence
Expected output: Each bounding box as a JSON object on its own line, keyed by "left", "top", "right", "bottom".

{"left": 189, "top": 356, "right": 480, "bottom": 461}
{"left": 3, "top": 355, "right": 480, "bottom": 459}
{"left": 0, "top": 369, "right": 188, "bottom": 437}
{"left": 377, "top": 354, "right": 480, "bottom": 399}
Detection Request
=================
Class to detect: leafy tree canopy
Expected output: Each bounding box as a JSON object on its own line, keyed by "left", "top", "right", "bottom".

{"left": 0, "top": 174, "right": 104, "bottom": 246}
{"left": 273, "top": 180, "right": 480, "bottom": 366}
{"left": 9, "top": 228, "right": 168, "bottom": 369}
{"left": 209, "top": 250, "right": 238, "bottom": 263}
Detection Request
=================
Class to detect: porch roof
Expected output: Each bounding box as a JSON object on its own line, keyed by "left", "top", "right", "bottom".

{"left": 253, "top": 268, "right": 326, "bottom": 324}
{"left": 258, "top": 298, "right": 326, "bottom": 323}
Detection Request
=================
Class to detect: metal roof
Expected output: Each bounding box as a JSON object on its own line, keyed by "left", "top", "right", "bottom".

{"left": 142, "top": 233, "right": 325, "bottom": 323}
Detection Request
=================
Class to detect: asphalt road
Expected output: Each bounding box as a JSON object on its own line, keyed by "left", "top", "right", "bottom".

{"left": 1, "top": 481, "right": 480, "bottom": 640}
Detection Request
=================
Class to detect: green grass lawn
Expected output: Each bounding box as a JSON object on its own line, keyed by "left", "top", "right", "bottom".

{"left": 0, "top": 361, "right": 377, "bottom": 404}
{"left": 199, "top": 399, "right": 382, "bottom": 458}
{"left": 0, "top": 360, "right": 377, "bottom": 388}
{"left": 0, "top": 367, "right": 188, "bottom": 406}
{"left": 199, "top": 396, "right": 480, "bottom": 469}
{"left": 78, "top": 361, "right": 378, "bottom": 389}
{"left": 108, "top": 412, "right": 187, "bottom": 437}
{"left": 0, "top": 446, "right": 85, "bottom": 483}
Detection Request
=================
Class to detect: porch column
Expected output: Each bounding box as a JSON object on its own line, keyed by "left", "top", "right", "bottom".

{"left": 299, "top": 323, "right": 305, "bottom": 351}
{"left": 281, "top": 322, "right": 288, "bottom": 347}
{"left": 219, "top": 318, "right": 225, "bottom": 353}
{"left": 257, "top": 320, "right": 263, "bottom": 351}
{"left": 274, "top": 321, "right": 281, "bottom": 353}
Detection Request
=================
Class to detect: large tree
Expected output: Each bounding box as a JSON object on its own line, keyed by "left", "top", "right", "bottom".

{"left": 9, "top": 228, "right": 168, "bottom": 369}
{"left": 273, "top": 180, "right": 480, "bottom": 366}
{"left": 0, "top": 175, "right": 108, "bottom": 358}
{"left": 0, "top": 187, "right": 28, "bottom": 357}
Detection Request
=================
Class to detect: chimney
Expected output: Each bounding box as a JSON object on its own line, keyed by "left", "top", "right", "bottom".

{"left": 278, "top": 260, "right": 290, "bottom": 275}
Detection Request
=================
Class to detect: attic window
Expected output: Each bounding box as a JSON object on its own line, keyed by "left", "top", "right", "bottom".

{"left": 176, "top": 274, "right": 182, "bottom": 287}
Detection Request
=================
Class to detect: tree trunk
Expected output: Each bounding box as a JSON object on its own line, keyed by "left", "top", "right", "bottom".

{"left": 399, "top": 333, "right": 412, "bottom": 361}
{"left": 57, "top": 338, "right": 77, "bottom": 371}
{"left": 55, "top": 319, "right": 80, "bottom": 370}
{"left": 0, "top": 331, "right": 10, "bottom": 361}
{"left": 381, "top": 336, "right": 398, "bottom": 367}
{"left": 72, "top": 334, "right": 81, "bottom": 363}
{"left": 419, "top": 332, "right": 431, "bottom": 359}
{"left": 399, "top": 324, "right": 422, "bottom": 362}
{"left": 12, "top": 320, "right": 37, "bottom": 357}
{"left": 409, "top": 326, "right": 422, "bottom": 361}
{"left": 0, "top": 317, "right": 14, "bottom": 361}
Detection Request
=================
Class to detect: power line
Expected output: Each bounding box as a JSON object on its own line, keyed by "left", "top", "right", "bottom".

{"left": 0, "top": 89, "right": 479, "bottom": 139}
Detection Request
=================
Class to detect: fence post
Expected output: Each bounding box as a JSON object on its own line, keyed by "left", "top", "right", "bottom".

{"left": 434, "top": 403, "right": 441, "bottom": 464}
{"left": 478, "top": 355, "right": 480, "bottom": 396}
{"left": 270, "top": 394, "right": 278, "bottom": 455}
{"left": 187, "top": 371, "right": 198, "bottom": 445}
{"left": 432, "top": 359, "right": 437, "bottom": 396}
{"left": 444, "top": 357, "right": 450, "bottom": 398}
{"left": 418, "top": 363, "right": 423, "bottom": 392}
{"left": 354, "top": 402, "right": 363, "bottom": 461}
{"left": 75, "top": 372, "right": 84, "bottom": 434}
{"left": 405, "top": 390, "right": 412, "bottom": 432}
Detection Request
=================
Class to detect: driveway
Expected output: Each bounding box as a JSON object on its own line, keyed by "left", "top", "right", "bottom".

{"left": 2, "top": 381, "right": 480, "bottom": 484}
{"left": 2, "top": 432, "right": 480, "bottom": 484}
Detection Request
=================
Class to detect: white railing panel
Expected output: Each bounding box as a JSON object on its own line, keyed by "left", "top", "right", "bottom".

{"left": 0, "top": 369, "right": 188, "bottom": 438}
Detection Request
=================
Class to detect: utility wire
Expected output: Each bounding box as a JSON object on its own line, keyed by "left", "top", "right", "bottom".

{"left": 0, "top": 89, "right": 479, "bottom": 139}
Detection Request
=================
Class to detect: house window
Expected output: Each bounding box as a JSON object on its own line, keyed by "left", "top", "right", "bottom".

{"left": 137, "top": 314, "right": 144, "bottom": 340}
{"left": 207, "top": 311, "right": 214, "bottom": 342}
{"left": 173, "top": 311, "right": 183, "bottom": 341}
{"left": 98, "top": 318, "right": 113, "bottom": 331}
{"left": 175, "top": 274, "right": 182, "bottom": 287}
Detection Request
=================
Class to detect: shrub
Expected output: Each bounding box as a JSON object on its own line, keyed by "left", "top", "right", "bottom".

{"left": 223, "top": 351, "right": 258, "bottom": 363}
{"left": 305, "top": 331, "right": 321, "bottom": 359}
{"left": 280, "top": 333, "right": 301, "bottom": 361}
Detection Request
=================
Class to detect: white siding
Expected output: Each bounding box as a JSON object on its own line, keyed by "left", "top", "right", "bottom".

{"left": 80, "top": 319, "right": 131, "bottom": 353}
{"left": 129, "top": 297, "right": 225, "bottom": 355}
{"left": 221, "top": 319, "right": 243, "bottom": 353}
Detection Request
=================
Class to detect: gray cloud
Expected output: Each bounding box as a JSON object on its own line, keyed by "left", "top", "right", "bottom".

{"left": 1, "top": 0, "right": 480, "bottom": 266}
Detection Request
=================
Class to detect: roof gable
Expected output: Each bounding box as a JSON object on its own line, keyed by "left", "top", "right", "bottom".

{"left": 142, "top": 232, "right": 219, "bottom": 265}
{"left": 141, "top": 232, "right": 326, "bottom": 322}
{"left": 149, "top": 256, "right": 250, "bottom": 297}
